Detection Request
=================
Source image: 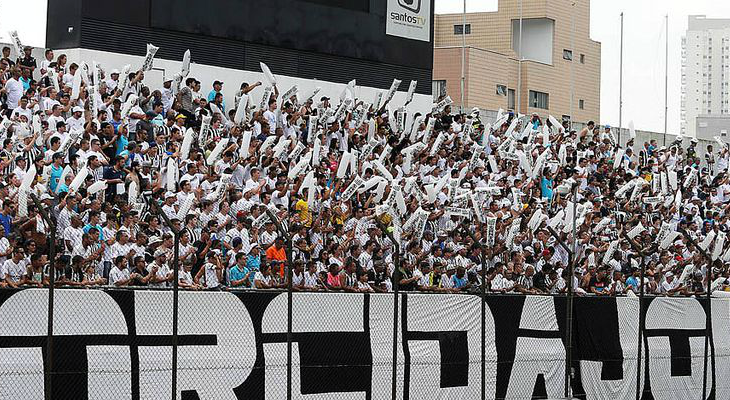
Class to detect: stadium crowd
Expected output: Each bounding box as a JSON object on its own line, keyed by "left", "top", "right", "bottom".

{"left": 0, "top": 42, "right": 729, "bottom": 297}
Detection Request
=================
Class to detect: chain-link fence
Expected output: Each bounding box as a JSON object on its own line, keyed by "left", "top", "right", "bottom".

{"left": 1, "top": 284, "right": 729, "bottom": 399}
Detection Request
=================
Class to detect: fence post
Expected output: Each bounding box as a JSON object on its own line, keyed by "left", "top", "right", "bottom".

{"left": 373, "top": 218, "right": 400, "bottom": 400}
{"left": 30, "top": 194, "right": 57, "bottom": 400}
{"left": 146, "top": 197, "right": 180, "bottom": 400}
{"left": 460, "top": 223, "right": 486, "bottom": 400}
{"left": 265, "top": 209, "right": 293, "bottom": 400}
{"left": 546, "top": 225, "right": 575, "bottom": 398}
{"left": 678, "top": 229, "right": 715, "bottom": 399}
{"left": 620, "top": 230, "right": 650, "bottom": 400}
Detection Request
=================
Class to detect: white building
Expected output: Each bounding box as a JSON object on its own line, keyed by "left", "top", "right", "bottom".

{"left": 681, "top": 15, "right": 730, "bottom": 139}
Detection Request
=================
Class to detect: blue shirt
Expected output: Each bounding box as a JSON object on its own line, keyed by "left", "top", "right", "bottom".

{"left": 246, "top": 254, "right": 261, "bottom": 271}
{"left": 229, "top": 265, "right": 251, "bottom": 287}
{"left": 452, "top": 274, "right": 468, "bottom": 289}
{"left": 626, "top": 276, "right": 639, "bottom": 292}
{"left": 207, "top": 90, "right": 225, "bottom": 111}
{"left": 49, "top": 164, "right": 63, "bottom": 193}
{"left": 0, "top": 213, "right": 12, "bottom": 235}
{"left": 116, "top": 134, "right": 129, "bottom": 156}
{"left": 83, "top": 224, "right": 105, "bottom": 241}
{"left": 540, "top": 177, "right": 554, "bottom": 201}
{"left": 20, "top": 76, "right": 31, "bottom": 91}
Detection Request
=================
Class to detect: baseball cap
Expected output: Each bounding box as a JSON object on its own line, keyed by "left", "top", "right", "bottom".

{"left": 111, "top": 69, "right": 120, "bottom": 75}
{"left": 213, "top": 80, "right": 224, "bottom": 86}
{"left": 72, "top": 106, "right": 84, "bottom": 114}
{"left": 154, "top": 249, "right": 166, "bottom": 258}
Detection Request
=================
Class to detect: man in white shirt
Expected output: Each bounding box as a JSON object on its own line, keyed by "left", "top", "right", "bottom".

{"left": 2, "top": 68, "right": 24, "bottom": 109}
{"left": 109, "top": 256, "right": 135, "bottom": 286}
{"left": 65, "top": 106, "right": 85, "bottom": 132}
{"left": 147, "top": 250, "right": 172, "bottom": 288}
{"left": 2, "top": 247, "right": 27, "bottom": 287}
{"left": 263, "top": 98, "right": 278, "bottom": 132}
{"left": 11, "top": 96, "right": 34, "bottom": 121}
{"left": 106, "top": 69, "right": 120, "bottom": 92}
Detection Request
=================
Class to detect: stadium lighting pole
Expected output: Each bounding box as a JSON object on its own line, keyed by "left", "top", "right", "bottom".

{"left": 678, "top": 229, "right": 716, "bottom": 399}
{"left": 517, "top": 0, "right": 523, "bottom": 114}
{"left": 662, "top": 14, "right": 669, "bottom": 146}
{"left": 620, "top": 229, "right": 650, "bottom": 400}
{"left": 31, "top": 194, "right": 56, "bottom": 400}
{"left": 460, "top": 0, "right": 466, "bottom": 114}
{"left": 544, "top": 224, "right": 574, "bottom": 399}
{"left": 619, "top": 12, "right": 624, "bottom": 145}
{"left": 265, "top": 209, "right": 293, "bottom": 400}
{"left": 146, "top": 197, "right": 180, "bottom": 400}
{"left": 461, "top": 223, "right": 487, "bottom": 400}
{"left": 570, "top": 2, "right": 576, "bottom": 130}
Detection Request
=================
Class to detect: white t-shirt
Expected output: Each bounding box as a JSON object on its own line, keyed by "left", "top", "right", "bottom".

{"left": 147, "top": 262, "right": 171, "bottom": 288}
{"left": 65, "top": 115, "right": 84, "bottom": 132}
{"left": 109, "top": 266, "right": 130, "bottom": 285}
{"left": 263, "top": 110, "right": 277, "bottom": 130}
{"left": 303, "top": 270, "right": 319, "bottom": 288}
{"left": 254, "top": 271, "right": 271, "bottom": 286}
{"left": 4, "top": 78, "right": 23, "bottom": 108}
{"left": 1, "top": 259, "right": 26, "bottom": 283}
{"left": 204, "top": 262, "right": 221, "bottom": 288}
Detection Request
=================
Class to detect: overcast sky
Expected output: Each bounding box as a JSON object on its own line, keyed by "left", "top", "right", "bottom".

{"left": 2, "top": 0, "right": 730, "bottom": 134}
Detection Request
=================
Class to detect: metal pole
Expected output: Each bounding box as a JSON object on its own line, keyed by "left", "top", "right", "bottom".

{"left": 678, "top": 230, "right": 715, "bottom": 399}
{"left": 620, "top": 230, "right": 648, "bottom": 400}
{"left": 460, "top": 223, "right": 487, "bottom": 400}
{"left": 171, "top": 231, "right": 179, "bottom": 400}
{"left": 460, "top": 0, "right": 466, "bottom": 114}
{"left": 570, "top": 2, "right": 576, "bottom": 129}
{"left": 619, "top": 12, "right": 624, "bottom": 145}
{"left": 517, "top": 0, "right": 523, "bottom": 114}
{"left": 545, "top": 224, "right": 574, "bottom": 399}
{"left": 286, "top": 234, "right": 293, "bottom": 400}
{"left": 664, "top": 14, "right": 669, "bottom": 146}
{"left": 145, "top": 196, "right": 181, "bottom": 400}
{"left": 264, "top": 209, "right": 293, "bottom": 400}
{"left": 31, "top": 194, "right": 56, "bottom": 400}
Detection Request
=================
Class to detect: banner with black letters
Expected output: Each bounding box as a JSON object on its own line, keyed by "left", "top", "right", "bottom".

{"left": 0, "top": 289, "right": 726, "bottom": 399}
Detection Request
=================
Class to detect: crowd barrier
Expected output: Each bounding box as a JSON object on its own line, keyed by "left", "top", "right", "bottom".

{"left": 0, "top": 288, "right": 726, "bottom": 399}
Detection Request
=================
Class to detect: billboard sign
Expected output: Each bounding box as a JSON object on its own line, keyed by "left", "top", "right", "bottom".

{"left": 386, "top": 0, "right": 431, "bottom": 42}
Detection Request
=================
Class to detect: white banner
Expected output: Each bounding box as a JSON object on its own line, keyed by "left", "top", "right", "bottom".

{"left": 386, "top": 0, "right": 431, "bottom": 42}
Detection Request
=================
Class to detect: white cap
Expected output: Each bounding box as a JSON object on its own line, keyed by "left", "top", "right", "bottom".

{"left": 72, "top": 106, "right": 84, "bottom": 114}
{"left": 165, "top": 191, "right": 176, "bottom": 198}
{"left": 111, "top": 69, "right": 120, "bottom": 75}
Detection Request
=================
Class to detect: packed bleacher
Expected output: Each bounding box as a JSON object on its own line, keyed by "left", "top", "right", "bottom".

{"left": 0, "top": 40, "right": 729, "bottom": 297}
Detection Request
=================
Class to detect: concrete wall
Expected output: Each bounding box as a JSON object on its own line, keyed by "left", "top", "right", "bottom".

{"left": 696, "top": 114, "right": 730, "bottom": 141}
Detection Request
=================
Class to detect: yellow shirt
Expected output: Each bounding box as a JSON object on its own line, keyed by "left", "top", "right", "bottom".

{"left": 295, "top": 199, "right": 312, "bottom": 227}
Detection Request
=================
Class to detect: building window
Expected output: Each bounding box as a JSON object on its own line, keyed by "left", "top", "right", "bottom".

{"left": 432, "top": 80, "right": 446, "bottom": 102}
{"left": 496, "top": 84, "right": 507, "bottom": 96}
{"left": 563, "top": 49, "right": 573, "bottom": 61}
{"left": 529, "top": 90, "right": 549, "bottom": 109}
{"left": 579, "top": 99, "right": 585, "bottom": 109}
{"left": 508, "top": 89, "right": 515, "bottom": 110}
{"left": 454, "top": 24, "right": 471, "bottom": 35}
{"left": 580, "top": 54, "right": 585, "bottom": 64}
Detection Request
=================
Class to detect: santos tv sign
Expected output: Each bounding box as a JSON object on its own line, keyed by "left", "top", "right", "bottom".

{"left": 386, "top": 0, "right": 431, "bottom": 42}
